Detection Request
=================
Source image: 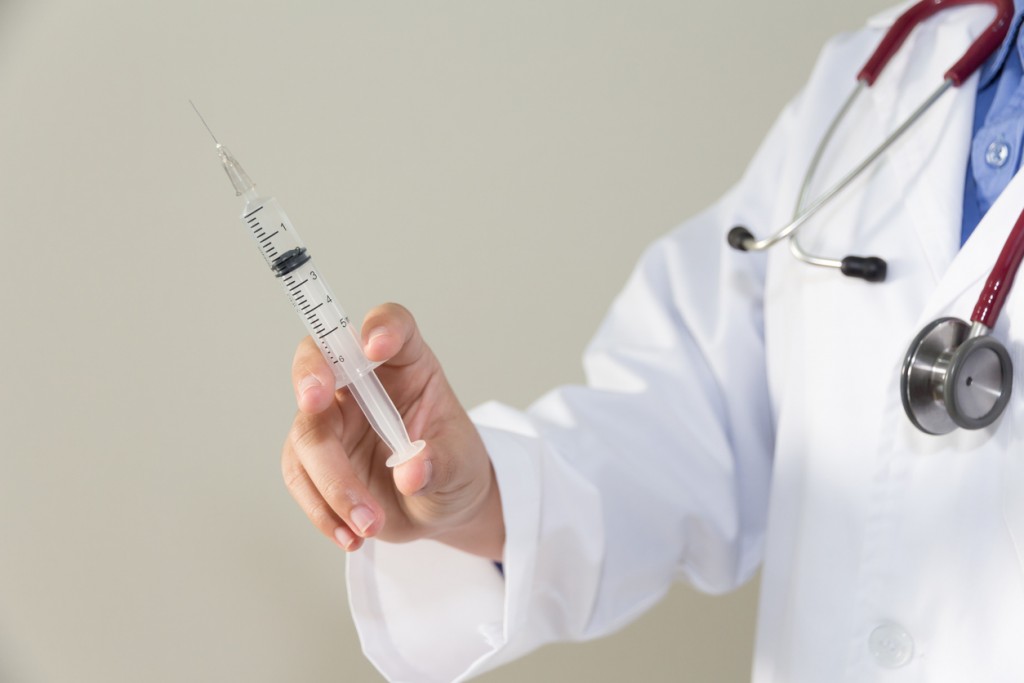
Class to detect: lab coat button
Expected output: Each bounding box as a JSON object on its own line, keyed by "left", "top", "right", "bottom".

{"left": 985, "top": 140, "right": 1010, "bottom": 167}
{"left": 868, "top": 623, "right": 914, "bottom": 668}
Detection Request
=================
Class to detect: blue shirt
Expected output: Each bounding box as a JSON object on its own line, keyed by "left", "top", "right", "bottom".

{"left": 963, "top": 0, "right": 1024, "bottom": 244}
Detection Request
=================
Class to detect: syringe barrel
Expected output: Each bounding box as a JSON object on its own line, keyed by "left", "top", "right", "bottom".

{"left": 237, "top": 194, "right": 424, "bottom": 465}
{"left": 277, "top": 255, "right": 367, "bottom": 389}
{"left": 242, "top": 197, "right": 307, "bottom": 272}
{"left": 240, "top": 196, "right": 368, "bottom": 388}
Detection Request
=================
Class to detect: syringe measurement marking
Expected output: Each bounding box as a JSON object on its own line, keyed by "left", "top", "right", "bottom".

{"left": 247, "top": 219, "right": 281, "bottom": 263}
{"left": 244, "top": 206, "right": 264, "bottom": 219}
{"left": 278, "top": 262, "right": 347, "bottom": 367}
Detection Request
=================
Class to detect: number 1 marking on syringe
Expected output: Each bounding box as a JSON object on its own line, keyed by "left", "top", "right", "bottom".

{"left": 246, "top": 212, "right": 283, "bottom": 263}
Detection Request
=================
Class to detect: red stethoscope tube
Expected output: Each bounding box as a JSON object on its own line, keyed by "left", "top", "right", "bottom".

{"left": 728, "top": 0, "right": 1013, "bottom": 281}
{"left": 859, "top": 0, "right": 1012, "bottom": 86}
{"left": 972, "top": 208, "right": 1024, "bottom": 327}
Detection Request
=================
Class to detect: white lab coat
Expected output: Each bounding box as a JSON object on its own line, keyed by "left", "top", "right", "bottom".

{"left": 346, "top": 4, "right": 1024, "bottom": 681}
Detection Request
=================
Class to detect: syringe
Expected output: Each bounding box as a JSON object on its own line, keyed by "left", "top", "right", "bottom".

{"left": 194, "top": 103, "right": 425, "bottom": 467}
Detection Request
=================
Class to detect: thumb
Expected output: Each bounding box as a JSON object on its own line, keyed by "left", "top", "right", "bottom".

{"left": 392, "top": 451, "right": 433, "bottom": 497}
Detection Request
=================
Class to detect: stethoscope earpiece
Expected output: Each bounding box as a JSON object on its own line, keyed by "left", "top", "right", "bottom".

{"left": 840, "top": 256, "right": 887, "bottom": 282}
{"left": 900, "top": 318, "right": 1014, "bottom": 435}
{"left": 728, "top": 226, "right": 754, "bottom": 251}
{"left": 729, "top": 222, "right": 888, "bottom": 282}
{"left": 727, "top": 0, "right": 1013, "bottom": 288}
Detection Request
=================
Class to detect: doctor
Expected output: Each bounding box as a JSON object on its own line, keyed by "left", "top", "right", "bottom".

{"left": 282, "top": 1, "right": 1024, "bottom": 680}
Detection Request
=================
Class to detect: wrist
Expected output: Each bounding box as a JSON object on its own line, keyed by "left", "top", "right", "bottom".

{"left": 433, "top": 463, "right": 505, "bottom": 562}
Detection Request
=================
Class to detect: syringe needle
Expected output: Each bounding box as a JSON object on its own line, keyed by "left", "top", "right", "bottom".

{"left": 190, "top": 100, "right": 220, "bottom": 146}
{"left": 190, "top": 101, "right": 256, "bottom": 198}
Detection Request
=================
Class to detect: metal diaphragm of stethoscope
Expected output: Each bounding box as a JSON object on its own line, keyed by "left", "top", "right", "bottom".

{"left": 729, "top": 0, "right": 1024, "bottom": 435}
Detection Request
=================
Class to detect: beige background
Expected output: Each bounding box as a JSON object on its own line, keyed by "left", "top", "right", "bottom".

{"left": 0, "top": 1, "right": 894, "bottom": 681}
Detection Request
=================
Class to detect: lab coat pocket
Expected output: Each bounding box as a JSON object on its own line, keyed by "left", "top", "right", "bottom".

{"left": 1000, "top": 345, "right": 1024, "bottom": 574}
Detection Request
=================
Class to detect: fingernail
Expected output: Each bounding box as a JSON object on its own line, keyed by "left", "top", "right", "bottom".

{"left": 298, "top": 374, "right": 322, "bottom": 396}
{"left": 365, "top": 327, "right": 388, "bottom": 351}
{"left": 334, "top": 526, "right": 357, "bottom": 551}
{"left": 413, "top": 459, "right": 433, "bottom": 496}
{"left": 350, "top": 505, "right": 376, "bottom": 536}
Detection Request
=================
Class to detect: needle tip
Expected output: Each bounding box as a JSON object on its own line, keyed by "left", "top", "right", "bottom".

{"left": 189, "top": 100, "right": 220, "bottom": 145}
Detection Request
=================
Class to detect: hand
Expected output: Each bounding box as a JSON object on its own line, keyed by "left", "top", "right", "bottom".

{"left": 281, "top": 303, "right": 505, "bottom": 561}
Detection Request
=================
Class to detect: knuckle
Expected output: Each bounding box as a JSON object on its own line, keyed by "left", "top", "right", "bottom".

{"left": 318, "top": 475, "right": 349, "bottom": 504}
{"left": 288, "top": 413, "right": 327, "bottom": 453}
{"left": 306, "top": 502, "right": 338, "bottom": 532}
{"left": 280, "top": 453, "right": 305, "bottom": 491}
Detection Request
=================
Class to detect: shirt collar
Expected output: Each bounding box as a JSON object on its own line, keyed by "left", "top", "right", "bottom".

{"left": 978, "top": 0, "right": 1024, "bottom": 87}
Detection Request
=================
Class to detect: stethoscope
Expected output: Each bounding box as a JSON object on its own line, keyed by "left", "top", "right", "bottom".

{"left": 729, "top": 0, "right": 1024, "bottom": 435}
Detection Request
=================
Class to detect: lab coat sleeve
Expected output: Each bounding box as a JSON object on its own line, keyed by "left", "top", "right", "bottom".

{"left": 345, "top": 66, "right": 808, "bottom": 683}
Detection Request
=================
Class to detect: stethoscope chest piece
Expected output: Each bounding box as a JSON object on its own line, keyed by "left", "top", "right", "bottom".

{"left": 900, "top": 318, "right": 1013, "bottom": 435}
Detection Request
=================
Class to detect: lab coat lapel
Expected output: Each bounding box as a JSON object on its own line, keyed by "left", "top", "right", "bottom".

{"left": 920, "top": 166, "right": 1024, "bottom": 323}
{"left": 862, "top": 5, "right": 989, "bottom": 289}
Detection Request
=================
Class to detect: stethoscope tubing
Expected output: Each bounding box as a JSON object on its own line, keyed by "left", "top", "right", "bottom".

{"left": 860, "top": 0, "right": 1012, "bottom": 87}
{"left": 731, "top": 0, "right": 1012, "bottom": 262}
{"left": 973, "top": 208, "right": 1024, "bottom": 328}
{"left": 729, "top": 0, "right": 1022, "bottom": 435}
{"left": 756, "top": 79, "right": 952, "bottom": 254}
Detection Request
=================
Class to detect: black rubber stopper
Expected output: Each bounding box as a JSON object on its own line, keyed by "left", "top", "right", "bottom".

{"left": 271, "top": 247, "right": 311, "bottom": 278}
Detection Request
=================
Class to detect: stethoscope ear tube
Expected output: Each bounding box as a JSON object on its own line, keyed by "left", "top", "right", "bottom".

{"left": 858, "top": 0, "right": 1012, "bottom": 86}
{"left": 727, "top": 0, "right": 1012, "bottom": 279}
{"left": 730, "top": 225, "right": 889, "bottom": 281}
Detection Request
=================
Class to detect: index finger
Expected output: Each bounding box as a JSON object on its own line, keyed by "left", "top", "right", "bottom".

{"left": 361, "top": 303, "right": 427, "bottom": 369}
{"left": 291, "top": 336, "right": 336, "bottom": 415}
